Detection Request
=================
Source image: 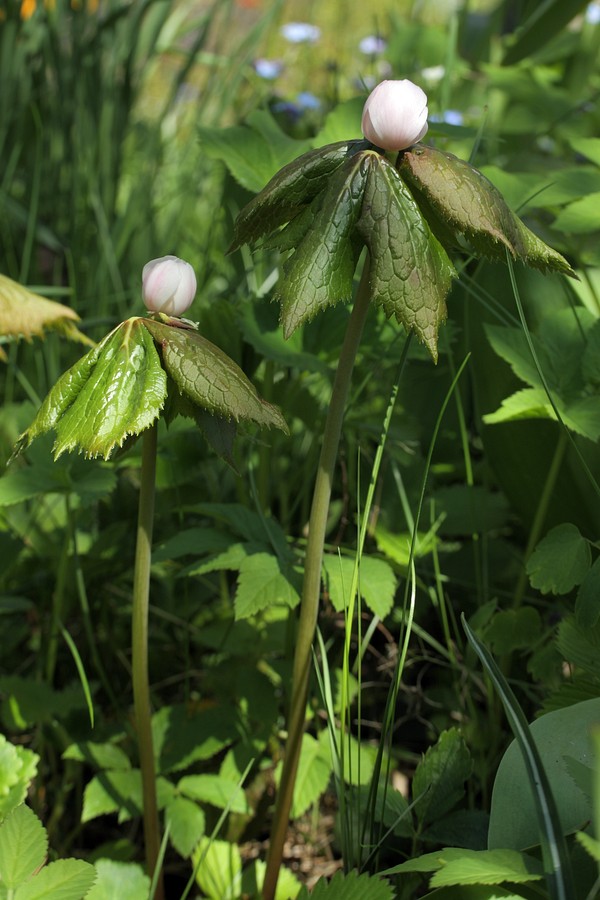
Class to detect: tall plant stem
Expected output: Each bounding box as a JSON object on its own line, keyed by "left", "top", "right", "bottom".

{"left": 263, "top": 261, "right": 372, "bottom": 900}
{"left": 132, "top": 423, "right": 164, "bottom": 900}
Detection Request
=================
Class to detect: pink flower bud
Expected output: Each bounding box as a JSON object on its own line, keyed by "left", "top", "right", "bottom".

{"left": 361, "top": 79, "right": 429, "bottom": 151}
{"left": 142, "top": 256, "right": 197, "bottom": 316}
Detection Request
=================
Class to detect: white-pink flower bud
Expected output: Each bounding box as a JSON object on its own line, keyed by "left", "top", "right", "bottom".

{"left": 361, "top": 79, "right": 429, "bottom": 151}
{"left": 142, "top": 256, "right": 197, "bottom": 316}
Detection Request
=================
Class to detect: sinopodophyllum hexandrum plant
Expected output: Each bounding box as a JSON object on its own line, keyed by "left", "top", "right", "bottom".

{"left": 227, "top": 78, "right": 577, "bottom": 900}
{"left": 8, "top": 256, "right": 288, "bottom": 900}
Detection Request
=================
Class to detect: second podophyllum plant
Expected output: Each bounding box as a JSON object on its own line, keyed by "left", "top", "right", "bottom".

{"left": 227, "top": 78, "right": 576, "bottom": 899}
{"left": 9, "top": 256, "right": 288, "bottom": 900}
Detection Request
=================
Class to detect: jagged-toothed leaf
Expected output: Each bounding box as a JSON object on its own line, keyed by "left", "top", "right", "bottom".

{"left": 399, "top": 144, "right": 575, "bottom": 277}
{"left": 14, "top": 858, "right": 97, "bottom": 899}
{"left": 277, "top": 155, "right": 367, "bottom": 337}
{"left": 12, "top": 318, "right": 167, "bottom": 461}
{"left": 358, "top": 153, "right": 456, "bottom": 361}
{"left": 0, "top": 274, "right": 92, "bottom": 357}
{"left": 230, "top": 140, "right": 369, "bottom": 251}
{"left": 0, "top": 804, "right": 47, "bottom": 888}
{"left": 297, "top": 870, "right": 393, "bottom": 899}
{"left": 142, "top": 317, "right": 287, "bottom": 432}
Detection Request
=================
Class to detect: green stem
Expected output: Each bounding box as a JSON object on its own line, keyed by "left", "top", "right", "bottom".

{"left": 132, "top": 424, "right": 164, "bottom": 900}
{"left": 512, "top": 428, "right": 568, "bottom": 610}
{"left": 262, "top": 261, "right": 372, "bottom": 900}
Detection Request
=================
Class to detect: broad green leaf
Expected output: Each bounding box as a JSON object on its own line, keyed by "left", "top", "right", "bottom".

{"left": 198, "top": 110, "right": 310, "bottom": 193}
{"left": 555, "top": 616, "right": 600, "bottom": 677}
{"left": 0, "top": 805, "right": 47, "bottom": 889}
{"left": 153, "top": 527, "right": 233, "bottom": 563}
{"left": 412, "top": 728, "right": 472, "bottom": 830}
{"left": 0, "top": 737, "right": 39, "bottom": 822}
{"left": 502, "top": 0, "right": 590, "bottom": 64}
{"left": 165, "top": 797, "right": 205, "bottom": 858}
{"left": 274, "top": 734, "right": 331, "bottom": 819}
{"left": 142, "top": 317, "right": 287, "bottom": 432}
{"left": 489, "top": 699, "right": 600, "bottom": 851}
{"left": 483, "top": 388, "right": 556, "bottom": 426}
{"left": 358, "top": 152, "right": 456, "bottom": 361}
{"left": 62, "top": 742, "right": 131, "bottom": 772}
{"left": 322, "top": 554, "right": 397, "bottom": 618}
{"left": 384, "top": 848, "right": 542, "bottom": 885}
{"left": 398, "top": 145, "right": 574, "bottom": 277}
{"left": 552, "top": 193, "right": 600, "bottom": 234}
{"left": 0, "top": 677, "right": 84, "bottom": 730}
{"left": 86, "top": 860, "right": 150, "bottom": 900}
{"left": 297, "top": 870, "right": 393, "bottom": 899}
{"left": 373, "top": 525, "right": 438, "bottom": 567}
{"left": 0, "top": 273, "right": 90, "bottom": 356}
{"left": 230, "top": 141, "right": 368, "bottom": 251}
{"left": 526, "top": 524, "right": 591, "bottom": 595}
{"left": 153, "top": 703, "right": 237, "bottom": 773}
{"left": 14, "top": 859, "right": 96, "bottom": 900}
{"left": 82, "top": 771, "right": 174, "bottom": 823}
{"left": 177, "top": 774, "right": 249, "bottom": 813}
{"left": 235, "top": 552, "right": 301, "bottom": 619}
{"left": 570, "top": 138, "right": 600, "bottom": 168}
{"left": 192, "top": 837, "right": 242, "bottom": 900}
{"left": 576, "top": 558, "right": 600, "bottom": 629}
{"left": 464, "top": 618, "right": 575, "bottom": 900}
{"left": 12, "top": 319, "right": 167, "bottom": 460}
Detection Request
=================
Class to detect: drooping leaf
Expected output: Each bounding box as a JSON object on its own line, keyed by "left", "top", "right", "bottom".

{"left": 11, "top": 318, "right": 167, "bottom": 460}
{"left": 0, "top": 274, "right": 91, "bottom": 358}
{"left": 526, "top": 524, "right": 591, "bottom": 595}
{"left": 142, "top": 317, "right": 287, "bottom": 432}
{"left": 358, "top": 152, "right": 456, "bottom": 361}
{"left": 0, "top": 804, "right": 47, "bottom": 889}
{"left": 411, "top": 728, "right": 473, "bottom": 830}
{"left": 398, "top": 144, "right": 575, "bottom": 277}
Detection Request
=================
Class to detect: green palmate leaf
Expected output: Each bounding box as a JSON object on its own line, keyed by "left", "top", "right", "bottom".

{"left": 12, "top": 318, "right": 167, "bottom": 460}
{"left": 526, "top": 524, "right": 591, "bottom": 595}
{"left": 142, "top": 317, "right": 287, "bottom": 432}
{"left": 398, "top": 144, "right": 575, "bottom": 277}
{"left": 0, "top": 805, "right": 47, "bottom": 889}
{"left": 230, "top": 141, "right": 368, "bottom": 251}
{"left": 0, "top": 273, "right": 91, "bottom": 358}
{"left": 357, "top": 152, "right": 456, "bottom": 362}
{"left": 411, "top": 728, "right": 473, "bottom": 831}
{"left": 14, "top": 859, "right": 96, "bottom": 900}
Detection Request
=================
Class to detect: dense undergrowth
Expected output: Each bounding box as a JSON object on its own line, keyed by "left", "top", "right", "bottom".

{"left": 1, "top": 1, "right": 600, "bottom": 898}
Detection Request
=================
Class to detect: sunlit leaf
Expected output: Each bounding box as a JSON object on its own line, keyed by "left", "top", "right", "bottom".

{"left": 0, "top": 804, "right": 47, "bottom": 889}
{"left": 14, "top": 858, "right": 96, "bottom": 899}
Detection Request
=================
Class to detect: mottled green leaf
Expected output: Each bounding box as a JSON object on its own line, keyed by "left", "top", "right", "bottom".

{"left": 230, "top": 141, "right": 368, "bottom": 251}
{"left": 526, "top": 524, "right": 591, "bottom": 595}
{"left": 399, "top": 144, "right": 575, "bottom": 277}
{"left": 142, "top": 317, "right": 287, "bottom": 432}
{"left": 12, "top": 318, "right": 167, "bottom": 460}
{"left": 358, "top": 152, "right": 456, "bottom": 361}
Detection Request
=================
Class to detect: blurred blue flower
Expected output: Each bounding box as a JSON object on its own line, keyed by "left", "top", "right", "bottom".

{"left": 280, "top": 22, "right": 321, "bottom": 43}
{"left": 253, "top": 58, "right": 284, "bottom": 79}
{"left": 586, "top": 2, "right": 600, "bottom": 24}
{"left": 359, "top": 35, "right": 387, "bottom": 55}
{"left": 296, "top": 91, "right": 321, "bottom": 110}
{"left": 430, "top": 109, "right": 464, "bottom": 126}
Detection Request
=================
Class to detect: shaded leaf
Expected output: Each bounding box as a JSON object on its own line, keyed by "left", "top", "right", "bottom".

{"left": 398, "top": 144, "right": 575, "bottom": 277}
{"left": 242, "top": 858, "right": 302, "bottom": 899}
{"left": 412, "top": 728, "right": 472, "bottom": 830}
{"left": 274, "top": 734, "right": 331, "bottom": 819}
{"left": 556, "top": 616, "right": 600, "bottom": 677}
{"left": 526, "top": 524, "right": 591, "bottom": 595}
{"left": 165, "top": 797, "right": 205, "bottom": 859}
{"left": 322, "top": 554, "right": 397, "bottom": 618}
{"left": 575, "top": 557, "right": 600, "bottom": 629}
{"left": 153, "top": 703, "right": 238, "bottom": 774}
